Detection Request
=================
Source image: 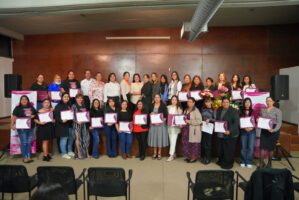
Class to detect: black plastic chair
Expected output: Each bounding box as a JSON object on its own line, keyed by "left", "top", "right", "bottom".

{"left": 37, "top": 166, "right": 86, "bottom": 200}
{"left": 86, "top": 167, "right": 132, "bottom": 200}
{"left": 292, "top": 174, "right": 299, "bottom": 193}
{"left": 235, "top": 168, "right": 294, "bottom": 200}
{"left": 186, "top": 170, "right": 235, "bottom": 200}
{"left": 0, "top": 165, "right": 37, "bottom": 200}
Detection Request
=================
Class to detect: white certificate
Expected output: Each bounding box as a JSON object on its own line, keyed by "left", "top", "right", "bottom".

{"left": 178, "top": 91, "right": 189, "bottom": 102}
{"left": 119, "top": 122, "right": 132, "bottom": 133}
{"left": 257, "top": 117, "right": 274, "bottom": 130}
{"left": 76, "top": 112, "right": 90, "bottom": 123}
{"left": 214, "top": 121, "right": 227, "bottom": 133}
{"left": 243, "top": 92, "right": 269, "bottom": 107}
{"left": 51, "top": 91, "right": 61, "bottom": 100}
{"left": 69, "top": 88, "right": 80, "bottom": 98}
{"left": 150, "top": 113, "right": 163, "bottom": 124}
{"left": 240, "top": 117, "right": 255, "bottom": 129}
{"left": 231, "top": 90, "right": 242, "bottom": 100}
{"left": 91, "top": 117, "right": 103, "bottom": 128}
{"left": 202, "top": 123, "right": 214, "bottom": 134}
{"left": 174, "top": 115, "right": 187, "bottom": 126}
{"left": 189, "top": 91, "right": 202, "bottom": 101}
{"left": 134, "top": 114, "right": 147, "bottom": 125}
{"left": 38, "top": 112, "right": 53, "bottom": 123}
{"left": 104, "top": 113, "right": 117, "bottom": 124}
{"left": 245, "top": 88, "right": 258, "bottom": 93}
{"left": 60, "top": 110, "right": 74, "bottom": 120}
{"left": 15, "top": 118, "right": 31, "bottom": 129}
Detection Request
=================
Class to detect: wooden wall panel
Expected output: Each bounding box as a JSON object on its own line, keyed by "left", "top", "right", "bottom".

{"left": 11, "top": 24, "right": 299, "bottom": 156}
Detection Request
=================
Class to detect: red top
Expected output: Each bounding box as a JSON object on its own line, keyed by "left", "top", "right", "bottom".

{"left": 133, "top": 109, "right": 148, "bottom": 133}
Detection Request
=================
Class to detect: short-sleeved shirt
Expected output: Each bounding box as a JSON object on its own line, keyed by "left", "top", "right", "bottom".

{"left": 61, "top": 79, "right": 81, "bottom": 94}
{"left": 30, "top": 82, "right": 48, "bottom": 91}
{"left": 13, "top": 105, "right": 37, "bottom": 128}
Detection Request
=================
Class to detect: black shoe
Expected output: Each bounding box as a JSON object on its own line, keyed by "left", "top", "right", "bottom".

{"left": 27, "top": 159, "right": 34, "bottom": 163}
{"left": 257, "top": 161, "right": 266, "bottom": 169}
{"left": 135, "top": 155, "right": 141, "bottom": 158}
{"left": 189, "top": 159, "right": 197, "bottom": 163}
{"left": 184, "top": 158, "right": 190, "bottom": 163}
{"left": 47, "top": 154, "right": 52, "bottom": 160}
{"left": 43, "top": 156, "right": 50, "bottom": 162}
{"left": 266, "top": 161, "right": 272, "bottom": 168}
{"left": 140, "top": 156, "right": 145, "bottom": 161}
{"left": 203, "top": 159, "right": 210, "bottom": 165}
{"left": 216, "top": 160, "right": 222, "bottom": 166}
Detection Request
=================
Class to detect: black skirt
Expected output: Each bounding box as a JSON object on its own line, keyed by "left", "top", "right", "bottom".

{"left": 260, "top": 126, "right": 280, "bottom": 151}
{"left": 37, "top": 123, "right": 55, "bottom": 141}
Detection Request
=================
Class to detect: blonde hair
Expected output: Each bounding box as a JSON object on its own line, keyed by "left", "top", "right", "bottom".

{"left": 53, "top": 74, "right": 61, "bottom": 83}
{"left": 217, "top": 72, "right": 227, "bottom": 85}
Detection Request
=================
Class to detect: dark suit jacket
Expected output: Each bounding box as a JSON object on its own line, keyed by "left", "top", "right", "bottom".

{"left": 216, "top": 106, "right": 239, "bottom": 139}
{"left": 141, "top": 82, "right": 152, "bottom": 106}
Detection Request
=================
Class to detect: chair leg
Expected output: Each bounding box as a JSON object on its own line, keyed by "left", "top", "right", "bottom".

{"left": 187, "top": 184, "right": 190, "bottom": 200}
{"left": 11, "top": 193, "right": 13, "bottom": 200}
{"left": 75, "top": 193, "right": 78, "bottom": 200}
{"left": 2, "top": 192, "right": 3, "bottom": 200}
{"left": 29, "top": 191, "right": 31, "bottom": 199}
{"left": 236, "top": 174, "right": 239, "bottom": 200}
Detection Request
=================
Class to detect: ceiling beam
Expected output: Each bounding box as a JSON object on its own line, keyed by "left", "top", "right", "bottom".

{"left": 0, "top": 26, "right": 24, "bottom": 40}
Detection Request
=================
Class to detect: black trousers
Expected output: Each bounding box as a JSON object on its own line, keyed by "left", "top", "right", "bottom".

{"left": 135, "top": 132, "right": 148, "bottom": 157}
{"left": 217, "top": 137, "right": 237, "bottom": 169}
{"left": 201, "top": 132, "right": 213, "bottom": 160}
{"left": 83, "top": 95, "right": 90, "bottom": 110}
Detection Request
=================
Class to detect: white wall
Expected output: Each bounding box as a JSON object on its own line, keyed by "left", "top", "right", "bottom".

{"left": 0, "top": 56, "right": 13, "bottom": 118}
{"left": 280, "top": 66, "right": 299, "bottom": 134}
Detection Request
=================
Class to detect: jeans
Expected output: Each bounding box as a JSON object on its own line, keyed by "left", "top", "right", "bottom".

{"left": 240, "top": 129, "right": 256, "bottom": 165}
{"left": 118, "top": 132, "right": 133, "bottom": 155}
{"left": 67, "top": 128, "right": 75, "bottom": 152}
{"left": 103, "top": 124, "right": 118, "bottom": 156}
{"left": 60, "top": 137, "right": 68, "bottom": 155}
{"left": 91, "top": 128, "right": 101, "bottom": 157}
{"left": 17, "top": 129, "right": 34, "bottom": 159}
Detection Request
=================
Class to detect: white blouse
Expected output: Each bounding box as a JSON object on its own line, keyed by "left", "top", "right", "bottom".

{"left": 130, "top": 82, "right": 143, "bottom": 104}
{"left": 243, "top": 84, "right": 256, "bottom": 91}
{"left": 103, "top": 82, "right": 121, "bottom": 102}
{"left": 168, "top": 80, "right": 182, "bottom": 99}
{"left": 120, "top": 79, "right": 131, "bottom": 101}
{"left": 167, "top": 105, "right": 183, "bottom": 134}
{"left": 80, "top": 78, "right": 95, "bottom": 96}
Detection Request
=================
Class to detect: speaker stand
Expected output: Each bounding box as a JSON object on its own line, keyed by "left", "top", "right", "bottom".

{"left": 273, "top": 142, "right": 295, "bottom": 171}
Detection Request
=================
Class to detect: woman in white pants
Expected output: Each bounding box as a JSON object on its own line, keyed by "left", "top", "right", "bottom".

{"left": 167, "top": 95, "right": 183, "bottom": 161}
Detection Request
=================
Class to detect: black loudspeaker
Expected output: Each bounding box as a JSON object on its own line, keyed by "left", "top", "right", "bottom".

{"left": 271, "top": 75, "right": 289, "bottom": 100}
{"left": 4, "top": 74, "right": 22, "bottom": 98}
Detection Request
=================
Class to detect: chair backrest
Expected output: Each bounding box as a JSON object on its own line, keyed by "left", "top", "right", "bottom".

{"left": 87, "top": 167, "right": 126, "bottom": 197}
{"left": 194, "top": 170, "right": 234, "bottom": 200}
{"left": 37, "top": 166, "right": 76, "bottom": 194}
{"left": 246, "top": 168, "right": 294, "bottom": 200}
{"left": 0, "top": 165, "right": 30, "bottom": 193}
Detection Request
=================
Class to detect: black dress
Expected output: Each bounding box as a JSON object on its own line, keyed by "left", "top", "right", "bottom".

{"left": 141, "top": 82, "right": 152, "bottom": 108}
{"left": 53, "top": 102, "right": 73, "bottom": 137}
{"left": 36, "top": 121, "right": 55, "bottom": 140}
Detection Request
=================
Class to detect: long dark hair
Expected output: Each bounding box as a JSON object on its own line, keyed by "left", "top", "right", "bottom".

{"left": 171, "top": 71, "right": 180, "bottom": 81}
{"left": 132, "top": 73, "right": 141, "bottom": 83}
{"left": 120, "top": 100, "right": 130, "bottom": 112}
{"left": 59, "top": 92, "right": 70, "bottom": 106}
{"left": 66, "top": 70, "right": 75, "bottom": 80}
{"left": 160, "top": 74, "right": 168, "bottom": 94}
{"left": 231, "top": 74, "right": 241, "bottom": 89}
{"left": 240, "top": 98, "right": 253, "bottom": 116}
{"left": 91, "top": 99, "right": 101, "bottom": 111}
{"left": 202, "top": 97, "right": 213, "bottom": 109}
{"left": 18, "top": 95, "right": 31, "bottom": 107}
{"left": 31, "top": 183, "right": 69, "bottom": 200}
{"left": 170, "top": 95, "right": 182, "bottom": 111}
{"left": 242, "top": 75, "right": 252, "bottom": 86}
{"left": 134, "top": 100, "right": 144, "bottom": 112}
{"left": 192, "top": 75, "right": 204, "bottom": 88}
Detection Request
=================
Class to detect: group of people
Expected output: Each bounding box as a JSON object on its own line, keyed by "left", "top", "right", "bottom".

{"left": 10, "top": 70, "right": 282, "bottom": 170}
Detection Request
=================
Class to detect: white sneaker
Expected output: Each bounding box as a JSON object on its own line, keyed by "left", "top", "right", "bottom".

{"left": 62, "top": 154, "right": 71, "bottom": 159}
{"left": 240, "top": 163, "right": 245, "bottom": 167}
{"left": 247, "top": 164, "right": 252, "bottom": 168}
{"left": 68, "top": 152, "right": 75, "bottom": 157}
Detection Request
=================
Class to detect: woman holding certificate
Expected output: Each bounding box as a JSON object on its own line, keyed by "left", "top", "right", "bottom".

{"left": 239, "top": 98, "right": 256, "bottom": 168}
{"left": 215, "top": 97, "right": 240, "bottom": 169}
{"left": 182, "top": 97, "right": 202, "bottom": 163}
{"left": 48, "top": 74, "right": 62, "bottom": 108}
{"left": 258, "top": 97, "right": 282, "bottom": 168}
{"left": 132, "top": 100, "right": 149, "bottom": 160}
{"left": 168, "top": 71, "right": 182, "bottom": 103}
{"left": 11, "top": 95, "right": 37, "bottom": 163}
{"left": 30, "top": 74, "right": 48, "bottom": 110}
{"left": 61, "top": 70, "right": 81, "bottom": 105}
{"left": 34, "top": 99, "right": 55, "bottom": 162}
{"left": 190, "top": 75, "right": 204, "bottom": 110}
{"left": 89, "top": 99, "right": 104, "bottom": 159}
{"left": 201, "top": 97, "right": 216, "bottom": 165}
{"left": 104, "top": 98, "right": 119, "bottom": 157}
{"left": 148, "top": 94, "right": 169, "bottom": 160}
{"left": 72, "top": 94, "right": 90, "bottom": 159}
{"left": 115, "top": 101, "right": 133, "bottom": 159}
{"left": 53, "top": 93, "right": 73, "bottom": 159}
{"left": 242, "top": 75, "right": 256, "bottom": 91}
{"left": 167, "top": 95, "right": 183, "bottom": 162}
{"left": 141, "top": 74, "right": 152, "bottom": 109}
{"left": 230, "top": 74, "right": 242, "bottom": 90}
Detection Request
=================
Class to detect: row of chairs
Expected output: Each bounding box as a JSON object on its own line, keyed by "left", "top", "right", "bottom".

{"left": 0, "top": 165, "right": 132, "bottom": 200}
{"left": 186, "top": 168, "right": 299, "bottom": 200}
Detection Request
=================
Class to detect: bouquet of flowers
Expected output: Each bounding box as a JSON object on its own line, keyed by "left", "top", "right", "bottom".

{"left": 201, "top": 89, "right": 214, "bottom": 98}
{"left": 219, "top": 86, "right": 228, "bottom": 93}
{"left": 212, "top": 99, "right": 222, "bottom": 110}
